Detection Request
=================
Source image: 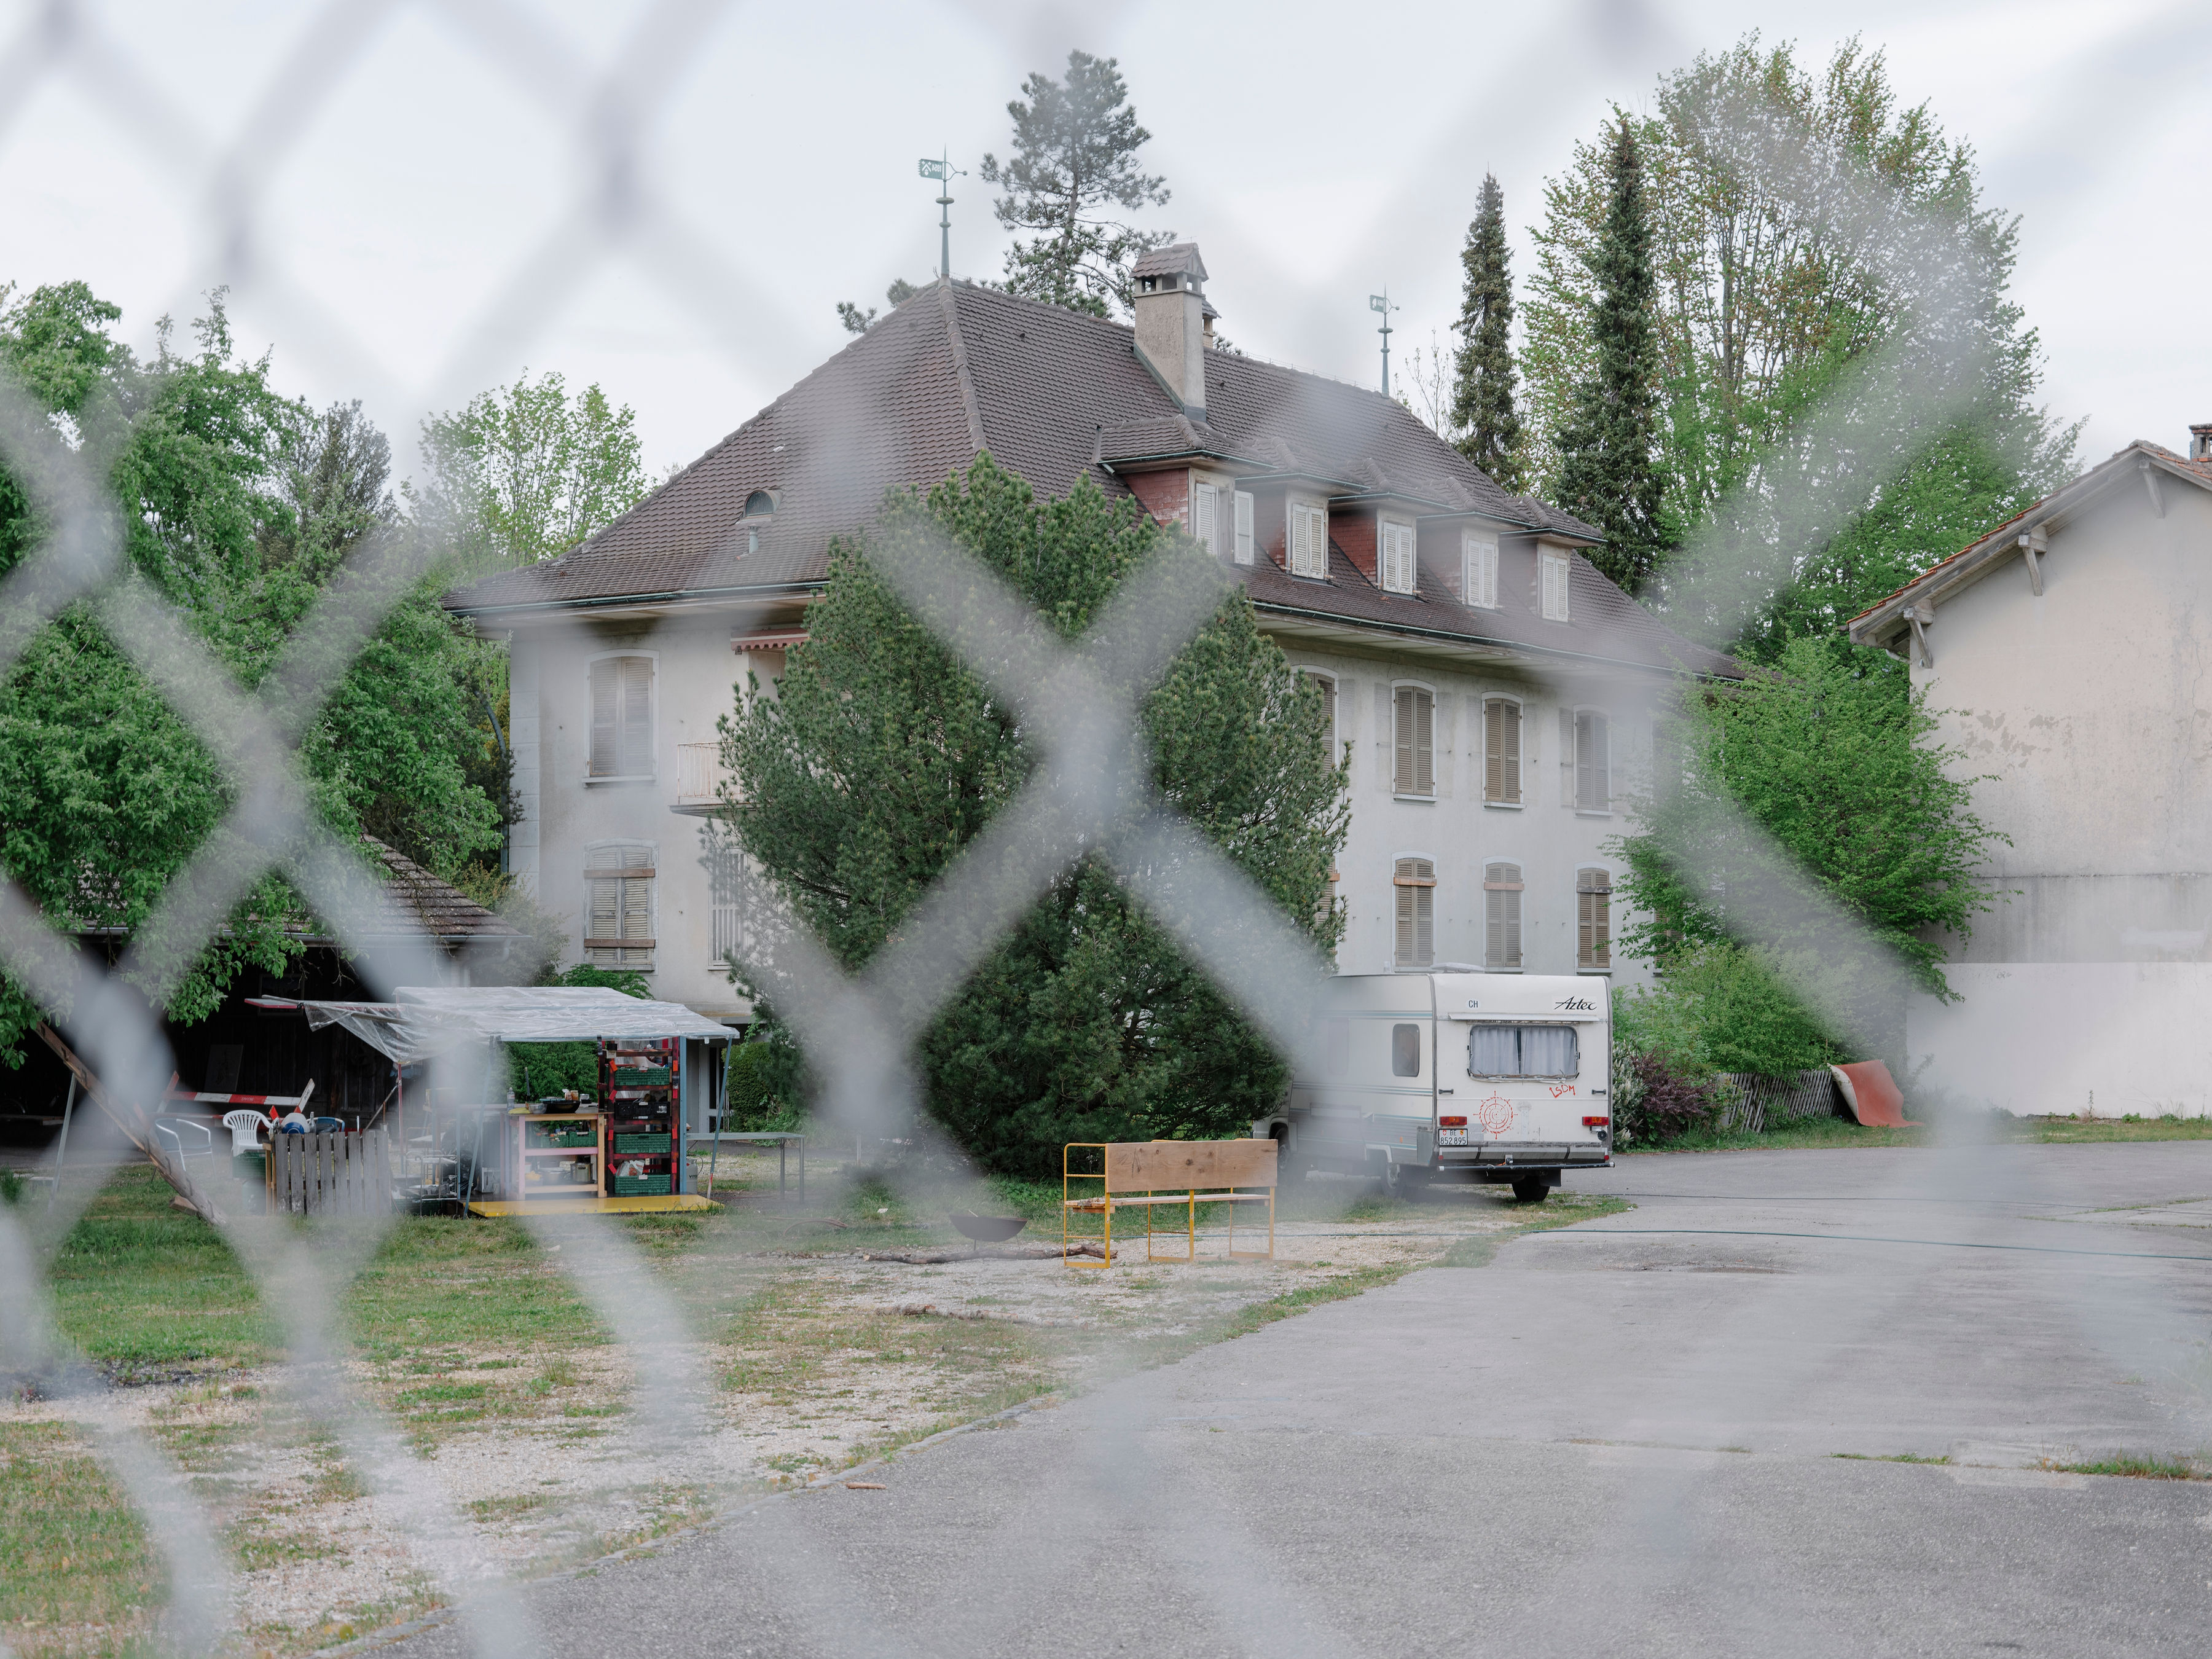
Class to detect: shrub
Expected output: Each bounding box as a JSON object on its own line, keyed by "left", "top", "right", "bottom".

{"left": 1615, "top": 1052, "right": 1722, "bottom": 1146}
{"left": 724, "top": 1040, "right": 799, "bottom": 1132}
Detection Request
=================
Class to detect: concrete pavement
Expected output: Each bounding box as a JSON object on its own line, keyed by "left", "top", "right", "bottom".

{"left": 376, "top": 1143, "right": 2212, "bottom": 1658}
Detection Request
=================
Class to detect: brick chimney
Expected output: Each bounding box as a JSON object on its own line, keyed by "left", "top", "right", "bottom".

{"left": 2190, "top": 423, "right": 2212, "bottom": 463}
{"left": 1132, "top": 243, "right": 1210, "bottom": 420}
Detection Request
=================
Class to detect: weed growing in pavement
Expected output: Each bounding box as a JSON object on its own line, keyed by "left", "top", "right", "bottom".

{"left": 2040, "top": 1453, "right": 2208, "bottom": 1480}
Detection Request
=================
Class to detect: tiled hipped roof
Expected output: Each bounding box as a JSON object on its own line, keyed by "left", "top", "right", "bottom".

{"left": 446, "top": 280, "right": 1732, "bottom": 678}
{"left": 359, "top": 839, "right": 522, "bottom": 946}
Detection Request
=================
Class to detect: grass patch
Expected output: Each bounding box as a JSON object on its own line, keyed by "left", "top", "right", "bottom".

{"left": 0, "top": 1421, "right": 163, "bottom": 1651}
{"left": 1831, "top": 1451, "right": 1951, "bottom": 1465}
{"left": 2025, "top": 1115, "right": 2212, "bottom": 1143}
{"left": 1630, "top": 1111, "right": 2212, "bottom": 1155}
{"left": 42, "top": 1166, "right": 276, "bottom": 1369}
{"left": 2040, "top": 1453, "right": 2208, "bottom": 1480}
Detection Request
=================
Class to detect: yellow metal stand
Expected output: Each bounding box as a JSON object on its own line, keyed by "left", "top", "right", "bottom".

{"left": 1062, "top": 1141, "right": 1276, "bottom": 1268}
{"left": 466, "top": 1194, "right": 712, "bottom": 1217}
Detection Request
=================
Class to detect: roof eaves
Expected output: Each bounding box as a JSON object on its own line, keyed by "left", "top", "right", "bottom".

{"left": 447, "top": 578, "right": 823, "bottom": 621}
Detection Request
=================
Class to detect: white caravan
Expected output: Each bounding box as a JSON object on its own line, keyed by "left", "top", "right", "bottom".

{"left": 1255, "top": 973, "right": 1612, "bottom": 1203}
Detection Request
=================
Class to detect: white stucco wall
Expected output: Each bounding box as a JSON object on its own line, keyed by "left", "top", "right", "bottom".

{"left": 1270, "top": 639, "right": 1660, "bottom": 987}
{"left": 521, "top": 611, "right": 761, "bottom": 1021}
{"left": 519, "top": 611, "right": 1668, "bottom": 1019}
{"left": 1907, "top": 471, "right": 2212, "bottom": 1112}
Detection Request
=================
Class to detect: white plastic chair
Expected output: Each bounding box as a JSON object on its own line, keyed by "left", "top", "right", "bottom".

{"left": 152, "top": 1117, "right": 217, "bottom": 1182}
{"left": 222, "top": 1109, "right": 269, "bottom": 1156}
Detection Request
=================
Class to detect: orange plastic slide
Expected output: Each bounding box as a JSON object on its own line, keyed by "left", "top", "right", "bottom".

{"left": 1829, "top": 1061, "right": 1921, "bottom": 1128}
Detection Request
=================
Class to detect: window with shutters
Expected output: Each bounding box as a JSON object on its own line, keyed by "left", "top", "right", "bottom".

{"left": 584, "top": 843, "right": 655, "bottom": 969}
{"left": 1577, "top": 867, "right": 1612, "bottom": 971}
{"left": 1393, "top": 857, "right": 1435, "bottom": 969}
{"left": 1380, "top": 518, "right": 1417, "bottom": 594}
{"left": 1463, "top": 531, "right": 1499, "bottom": 608}
{"left": 1482, "top": 696, "right": 1521, "bottom": 805}
{"left": 1193, "top": 481, "right": 1220, "bottom": 555}
{"left": 1392, "top": 685, "right": 1434, "bottom": 796}
{"left": 1289, "top": 501, "right": 1328, "bottom": 578}
{"left": 1233, "top": 490, "right": 1255, "bottom": 564}
{"left": 1484, "top": 860, "right": 1523, "bottom": 970}
{"left": 587, "top": 654, "right": 656, "bottom": 779}
{"left": 1540, "top": 548, "right": 1571, "bottom": 621}
{"left": 1574, "top": 708, "right": 1610, "bottom": 812}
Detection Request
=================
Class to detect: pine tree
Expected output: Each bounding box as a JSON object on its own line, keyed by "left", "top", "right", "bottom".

{"left": 979, "top": 51, "right": 1173, "bottom": 317}
{"left": 1449, "top": 173, "right": 1524, "bottom": 492}
{"left": 1553, "top": 119, "right": 1669, "bottom": 592}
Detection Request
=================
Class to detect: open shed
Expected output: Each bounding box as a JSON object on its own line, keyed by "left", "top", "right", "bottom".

{"left": 264, "top": 985, "right": 737, "bottom": 1215}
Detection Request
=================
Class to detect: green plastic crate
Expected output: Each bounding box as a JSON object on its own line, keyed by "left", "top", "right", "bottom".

{"left": 611, "top": 1175, "right": 671, "bottom": 1196}
{"left": 614, "top": 1134, "right": 670, "bottom": 1154}
{"left": 610, "top": 1066, "right": 672, "bottom": 1087}
{"left": 528, "top": 1123, "right": 598, "bottom": 1148}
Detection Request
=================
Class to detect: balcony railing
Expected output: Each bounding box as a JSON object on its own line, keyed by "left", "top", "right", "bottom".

{"left": 672, "top": 742, "right": 732, "bottom": 813}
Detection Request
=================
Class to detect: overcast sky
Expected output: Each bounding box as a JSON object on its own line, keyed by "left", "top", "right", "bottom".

{"left": 4, "top": 0, "right": 2207, "bottom": 485}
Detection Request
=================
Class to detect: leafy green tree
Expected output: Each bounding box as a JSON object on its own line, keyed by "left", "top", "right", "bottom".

{"left": 980, "top": 51, "right": 1172, "bottom": 317}
{"left": 1614, "top": 637, "right": 2006, "bottom": 1058}
{"left": 1450, "top": 173, "right": 1524, "bottom": 492}
{"left": 411, "top": 370, "right": 649, "bottom": 570}
{"left": 0, "top": 283, "right": 510, "bottom": 1058}
{"left": 713, "top": 455, "right": 1347, "bottom": 1176}
{"left": 1523, "top": 37, "right": 2074, "bottom": 643}
{"left": 1553, "top": 119, "right": 1669, "bottom": 592}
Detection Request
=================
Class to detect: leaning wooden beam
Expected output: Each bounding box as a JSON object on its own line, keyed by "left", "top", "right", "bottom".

{"left": 36, "top": 1022, "right": 226, "bottom": 1225}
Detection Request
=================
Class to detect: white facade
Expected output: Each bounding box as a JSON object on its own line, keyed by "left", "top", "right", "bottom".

{"left": 1853, "top": 440, "right": 2212, "bottom": 1115}
{"left": 504, "top": 613, "right": 1661, "bottom": 1021}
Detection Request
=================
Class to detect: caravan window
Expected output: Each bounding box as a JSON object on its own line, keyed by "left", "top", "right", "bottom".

{"left": 1390, "top": 1024, "right": 1422, "bottom": 1077}
{"left": 1467, "top": 1024, "right": 1579, "bottom": 1078}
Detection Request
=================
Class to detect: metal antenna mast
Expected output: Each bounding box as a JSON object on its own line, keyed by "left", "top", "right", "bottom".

{"left": 919, "top": 151, "right": 966, "bottom": 279}
{"left": 1370, "top": 290, "right": 1399, "bottom": 396}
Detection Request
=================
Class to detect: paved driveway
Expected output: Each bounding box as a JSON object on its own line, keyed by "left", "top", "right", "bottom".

{"left": 383, "top": 1144, "right": 2212, "bottom": 1658}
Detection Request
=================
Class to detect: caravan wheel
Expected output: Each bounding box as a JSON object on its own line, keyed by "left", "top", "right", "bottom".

{"left": 1510, "top": 1176, "right": 1550, "bottom": 1204}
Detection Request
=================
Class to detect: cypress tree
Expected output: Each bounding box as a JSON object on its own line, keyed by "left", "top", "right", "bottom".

{"left": 1554, "top": 118, "right": 1668, "bottom": 592}
{"left": 1449, "top": 173, "right": 1524, "bottom": 492}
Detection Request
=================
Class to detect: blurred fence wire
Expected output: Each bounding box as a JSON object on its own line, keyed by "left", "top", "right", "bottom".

{"left": 1, "top": 2, "right": 2208, "bottom": 1657}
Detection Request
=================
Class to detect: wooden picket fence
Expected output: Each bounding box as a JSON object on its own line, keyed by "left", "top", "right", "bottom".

{"left": 1714, "top": 1069, "right": 1838, "bottom": 1135}
{"left": 268, "top": 1130, "right": 393, "bottom": 1216}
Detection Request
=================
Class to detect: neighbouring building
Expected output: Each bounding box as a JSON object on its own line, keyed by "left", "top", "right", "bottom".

{"left": 1849, "top": 425, "right": 2212, "bottom": 1115}
{"left": 445, "top": 245, "right": 1736, "bottom": 1023}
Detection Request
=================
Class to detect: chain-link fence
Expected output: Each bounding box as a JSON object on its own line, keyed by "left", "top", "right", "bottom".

{"left": 4, "top": 3, "right": 2211, "bottom": 1655}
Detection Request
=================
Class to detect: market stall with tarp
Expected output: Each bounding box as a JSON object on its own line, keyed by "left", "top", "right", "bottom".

{"left": 251, "top": 986, "right": 737, "bottom": 1215}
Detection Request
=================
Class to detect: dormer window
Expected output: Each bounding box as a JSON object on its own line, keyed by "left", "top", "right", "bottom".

{"left": 1464, "top": 531, "right": 1499, "bottom": 608}
{"left": 1289, "top": 501, "right": 1328, "bottom": 579}
{"left": 743, "top": 491, "right": 775, "bottom": 517}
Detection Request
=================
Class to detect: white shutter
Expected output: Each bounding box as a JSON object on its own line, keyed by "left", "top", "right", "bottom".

{"left": 1575, "top": 711, "right": 1609, "bottom": 810}
{"left": 1541, "top": 551, "right": 1571, "bottom": 621}
{"left": 1290, "top": 504, "right": 1327, "bottom": 578}
{"left": 1233, "top": 490, "right": 1254, "bottom": 564}
{"left": 1464, "top": 533, "right": 1498, "bottom": 608}
{"left": 589, "top": 659, "right": 617, "bottom": 777}
{"left": 1484, "top": 697, "right": 1521, "bottom": 804}
{"left": 1194, "top": 482, "right": 1218, "bottom": 554}
{"left": 1579, "top": 868, "right": 1612, "bottom": 970}
{"left": 1394, "top": 858, "right": 1435, "bottom": 968}
{"left": 1414, "top": 690, "right": 1433, "bottom": 794}
{"left": 1394, "top": 688, "right": 1415, "bottom": 794}
{"left": 1380, "top": 520, "right": 1415, "bottom": 594}
{"left": 620, "top": 657, "right": 653, "bottom": 777}
{"left": 1484, "top": 861, "right": 1524, "bottom": 970}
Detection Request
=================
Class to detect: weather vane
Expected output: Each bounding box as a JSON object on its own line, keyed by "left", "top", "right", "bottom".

{"left": 1370, "top": 291, "right": 1399, "bottom": 396}
{"left": 919, "top": 151, "right": 967, "bottom": 281}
